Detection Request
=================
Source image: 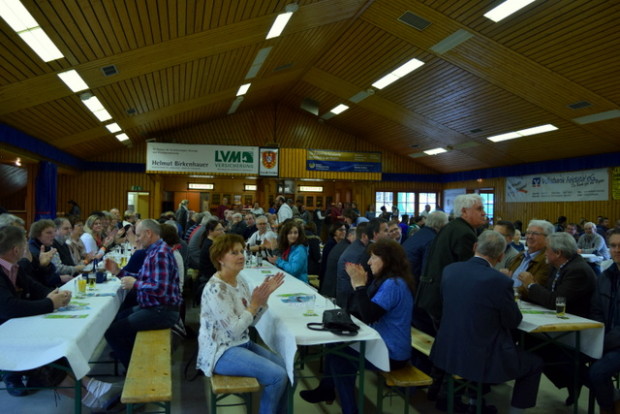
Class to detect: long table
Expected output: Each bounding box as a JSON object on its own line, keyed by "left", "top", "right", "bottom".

{"left": 518, "top": 301, "right": 604, "bottom": 414}
{"left": 239, "top": 261, "right": 389, "bottom": 412}
{"left": 0, "top": 277, "right": 123, "bottom": 380}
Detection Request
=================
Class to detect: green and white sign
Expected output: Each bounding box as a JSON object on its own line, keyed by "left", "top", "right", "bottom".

{"left": 146, "top": 142, "right": 259, "bottom": 174}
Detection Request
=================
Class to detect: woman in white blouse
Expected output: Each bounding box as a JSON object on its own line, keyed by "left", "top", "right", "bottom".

{"left": 197, "top": 234, "right": 287, "bottom": 414}
{"left": 80, "top": 214, "right": 114, "bottom": 258}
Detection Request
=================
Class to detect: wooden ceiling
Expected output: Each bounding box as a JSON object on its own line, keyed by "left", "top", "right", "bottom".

{"left": 1, "top": 0, "right": 619, "bottom": 173}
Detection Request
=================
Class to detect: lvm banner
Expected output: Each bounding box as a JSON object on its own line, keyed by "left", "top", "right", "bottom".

{"left": 146, "top": 142, "right": 259, "bottom": 174}
{"left": 506, "top": 168, "right": 609, "bottom": 202}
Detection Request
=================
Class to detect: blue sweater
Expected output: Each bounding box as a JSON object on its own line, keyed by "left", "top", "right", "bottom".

{"left": 276, "top": 244, "right": 308, "bottom": 283}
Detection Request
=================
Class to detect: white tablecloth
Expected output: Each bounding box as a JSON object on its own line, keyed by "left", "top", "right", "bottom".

{"left": 518, "top": 301, "right": 604, "bottom": 359}
{"left": 239, "top": 262, "right": 390, "bottom": 383}
{"left": 0, "top": 277, "right": 124, "bottom": 379}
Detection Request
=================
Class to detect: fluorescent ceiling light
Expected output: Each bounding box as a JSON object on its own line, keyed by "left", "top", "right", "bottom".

{"left": 372, "top": 58, "right": 425, "bottom": 89}
{"left": 0, "top": 0, "right": 64, "bottom": 62}
{"left": 245, "top": 46, "right": 273, "bottom": 79}
{"left": 330, "top": 104, "right": 349, "bottom": 115}
{"left": 266, "top": 12, "right": 293, "bottom": 39}
{"left": 572, "top": 109, "right": 620, "bottom": 125}
{"left": 105, "top": 123, "right": 121, "bottom": 133}
{"left": 227, "top": 96, "right": 244, "bottom": 115}
{"left": 80, "top": 95, "right": 111, "bottom": 122}
{"left": 188, "top": 183, "right": 214, "bottom": 190}
{"left": 487, "top": 123, "right": 557, "bottom": 143}
{"left": 57, "top": 70, "right": 89, "bottom": 92}
{"left": 430, "top": 29, "right": 474, "bottom": 54}
{"left": 299, "top": 186, "right": 324, "bottom": 192}
{"left": 236, "top": 83, "right": 251, "bottom": 96}
{"left": 484, "top": 0, "right": 537, "bottom": 23}
{"left": 0, "top": 0, "right": 38, "bottom": 31}
{"left": 115, "top": 133, "right": 129, "bottom": 142}
{"left": 189, "top": 175, "right": 214, "bottom": 178}
{"left": 518, "top": 124, "right": 558, "bottom": 136}
{"left": 349, "top": 89, "right": 374, "bottom": 103}
{"left": 18, "top": 27, "right": 64, "bottom": 62}
{"left": 424, "top": 148, "right": 447, "bottom": 156}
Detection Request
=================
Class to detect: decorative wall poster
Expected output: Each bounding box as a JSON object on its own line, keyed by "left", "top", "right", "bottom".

{"left": 612, "top": 167, "right": 620, "bottom": 200}
{"left": 306, "top": 149, "right": 381, "bottom": 173}
{"left": 259, "top": 148, "right": 279, "bottom": 177}
{"left": 146, "top": 142, "right": 259, "bottom": 174}
{"left": 506, "top": 168, "right": 608, "bottom": 202}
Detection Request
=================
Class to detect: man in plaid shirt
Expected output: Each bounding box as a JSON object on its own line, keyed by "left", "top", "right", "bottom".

{"left": 105, "top": 219, "right": 181, "bottom": 369}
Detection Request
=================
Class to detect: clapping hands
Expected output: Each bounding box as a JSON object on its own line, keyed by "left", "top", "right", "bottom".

{"left": 249, "top": 272, "right": 285, "bottom": 313}
{"left": 345, "top": 262, "right": 368, "bottom": 289}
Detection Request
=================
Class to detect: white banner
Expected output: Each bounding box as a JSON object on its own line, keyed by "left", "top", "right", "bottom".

{"left": 146, "top": 142, "right": 259, "bottom": 174}
{"left": 506, "top": 168, "right": 609, "bottom": 202}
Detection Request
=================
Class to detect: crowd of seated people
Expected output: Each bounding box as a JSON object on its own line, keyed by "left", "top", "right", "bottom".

{"left": 2, "top": 200, "right": 620, "bottom": 414}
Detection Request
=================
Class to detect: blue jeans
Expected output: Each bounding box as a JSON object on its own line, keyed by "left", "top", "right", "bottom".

{"left": 589, "top": 348, "right": 620, "bottom": 409}
{"left": 214, "top": 341, "right": 288, "bottom": 414}
{"left": 325, "top": 346, "right": 377, "bottom": 414}
{"left": 104, "top": 305, "right": 179, "bottom": 369}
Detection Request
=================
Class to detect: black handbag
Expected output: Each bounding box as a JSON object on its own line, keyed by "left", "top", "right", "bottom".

{"left": 307, "top": 309, "right": 359, "bottom": 336}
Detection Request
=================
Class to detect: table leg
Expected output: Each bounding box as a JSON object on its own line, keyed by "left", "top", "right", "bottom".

{"left": 573, "top": 331, "right": 580, "bottom": 414}
{"left": 358, "top": 342, "right": 366, "bottom": 412}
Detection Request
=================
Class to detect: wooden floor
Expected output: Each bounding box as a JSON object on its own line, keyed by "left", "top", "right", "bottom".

{"left": 0, "top": 303, "right": 595, "bottom": 413}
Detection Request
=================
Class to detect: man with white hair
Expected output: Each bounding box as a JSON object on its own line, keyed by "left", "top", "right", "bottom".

{"left": 247, "top": 215, "right": 277, "bottom": 257}
{"left": 518, "top": 231, "right": 596, "bottom": 404}
{"left": 506, "top": 220, "right": 554, "bottom": 300}
{"left": 417, "top": 194, "right": 486, "bottom": 324}
{"left": 432, "top": 230, "right": 543, "bottom": 414}
{"left": 577, "top": 222, "right": 610, "bottom": 259}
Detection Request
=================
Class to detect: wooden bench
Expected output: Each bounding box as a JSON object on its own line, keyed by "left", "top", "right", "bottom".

{"left": 377, "top": 365, "right": 433, "bottom": 414}
{"left": 121, "top": 329, "right": 172, "bottom": 414}
{"left": 411, "top": 327, "right": 435, "bottom": 357}
{"left": 209, "top": 374, "right": 260, "bottom": 413}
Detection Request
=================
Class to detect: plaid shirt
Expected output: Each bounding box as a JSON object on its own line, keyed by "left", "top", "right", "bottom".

{"left": 120, "top": 239, "right": 181, "bottom": 308}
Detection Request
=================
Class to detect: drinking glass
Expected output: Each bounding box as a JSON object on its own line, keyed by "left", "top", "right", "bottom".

{"left": 556, "top": 296, "right": 566, "bottom": 317}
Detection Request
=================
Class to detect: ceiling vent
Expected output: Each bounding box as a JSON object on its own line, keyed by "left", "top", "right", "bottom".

{"left": 398, "top": 11, "right": 432, "bottom": 31}
{"left": 568, "top": 101, "right": 592, "bottom": 110}
{"left": 100, "top": 64, "right": 119, "bottom": 77}
{"left": 469, "top": 128, "right": 483, "bottom": 134}
{"left": 126, "top": 108, "right": 137, "bottom": 115}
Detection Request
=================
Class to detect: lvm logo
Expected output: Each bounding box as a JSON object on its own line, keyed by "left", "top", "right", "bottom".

{"left": 215, "top": 150, "right": 254, "bottom": 163}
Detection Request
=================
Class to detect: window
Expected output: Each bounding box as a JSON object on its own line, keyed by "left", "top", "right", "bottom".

{"left": 479, "top": 190, "right": 495, "bottom": 223}
{"left": 418, "top": 192, "right": 437, "bottom": 215}
{"left": 375, "top": 191, "right": 393, "bottom": 218}
{"left": 397, "top": 192, "right": 416, "bottom": 217}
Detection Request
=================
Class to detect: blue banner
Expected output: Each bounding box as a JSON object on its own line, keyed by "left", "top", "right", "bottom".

{"left": 306, "top": 160, "right": 381, "bottom": 173}
{"left": 35, "top": 161, "right": 57, "bottom": 220}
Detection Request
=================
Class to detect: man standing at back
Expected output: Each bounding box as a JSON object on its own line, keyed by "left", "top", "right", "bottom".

{"left": 275, "top": 195, "right": 292, "bottom": 225}
{"left": 105, "top": 219, "right": 182, "bottom": 369}
{"left": 431, "top": 230, "right": 543, "bottom": 414}
{"left": 417, "top": 194, "right": 486, "bottom": 326}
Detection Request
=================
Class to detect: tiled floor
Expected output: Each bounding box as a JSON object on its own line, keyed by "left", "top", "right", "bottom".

{"left": 1, "top": 305, "right": 595, "bottom": 413}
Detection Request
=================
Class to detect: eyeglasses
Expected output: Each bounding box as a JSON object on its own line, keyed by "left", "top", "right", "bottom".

{"left": 525, "top": 231, "right": 545, "bottom": 237}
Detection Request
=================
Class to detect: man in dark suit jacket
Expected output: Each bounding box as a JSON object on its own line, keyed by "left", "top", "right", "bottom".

{"left": 417, "top": 194, "right": 486, "bottom": 324}
{"left": 518, "top": 232, "right": 597, "bottom": 400}
{"left": 431, "top": 230, "right": 543, "bottom": 412}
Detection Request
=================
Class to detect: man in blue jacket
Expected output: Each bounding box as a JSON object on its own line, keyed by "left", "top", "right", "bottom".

{"left": 431, "top": 230, "right": 543, "bottom": 413}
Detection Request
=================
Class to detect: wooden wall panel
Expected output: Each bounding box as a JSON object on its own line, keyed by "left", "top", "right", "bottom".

{"left": 57, "top": 171, "right": 159, "bottom": 219}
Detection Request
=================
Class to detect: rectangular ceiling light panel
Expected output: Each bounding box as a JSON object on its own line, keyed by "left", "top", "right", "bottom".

{"left": 372, "top": 58, "right": 425, "bottom": 90}
{"left": 484, "top": 0, "right": 537, "bottom": 22}
{"left": 57, "top": 70, "right": 89, "bottom": 92}
{"left": 424, "top": 147, "right": 447, "bottom": 156}
{"left": 572, "top": 110, "right": 620, "bottom": 125}
{"left": 430, "top": 29, "right": 475, "bottom": 54}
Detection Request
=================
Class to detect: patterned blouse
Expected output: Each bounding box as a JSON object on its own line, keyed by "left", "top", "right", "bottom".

{"left": 197, "top": 275, "right": 266, "bottom": 376}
